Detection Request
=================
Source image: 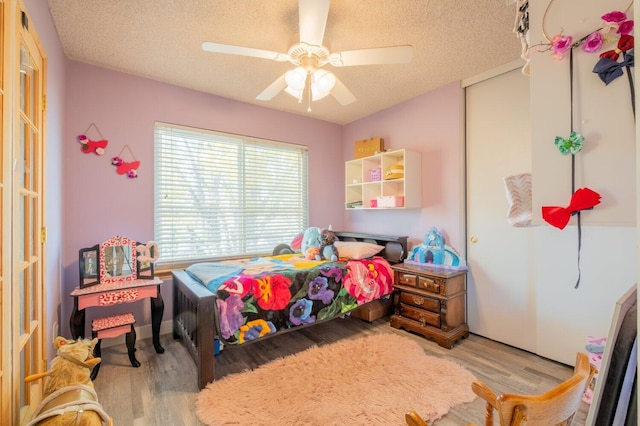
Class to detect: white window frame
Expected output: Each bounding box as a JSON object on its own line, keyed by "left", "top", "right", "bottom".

{"left": 154, "top": 122, "right": 309, "bottom": 270}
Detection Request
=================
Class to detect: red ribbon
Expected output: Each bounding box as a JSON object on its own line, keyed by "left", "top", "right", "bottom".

{"left": 542, "top": 187, "right": 601, "bottom": 230}
{"left": 599, "top": 34, "right": 634, "bottom": 61}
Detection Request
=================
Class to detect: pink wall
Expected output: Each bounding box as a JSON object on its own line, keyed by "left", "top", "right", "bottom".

{"left": 62, "top": 62, "right": 343, "bottom": 336}
{"left": 343, "top": 82, "right": 465, "bottom": 252}
{"left": 26, "top": 1, "right": 465, "bottom": 338}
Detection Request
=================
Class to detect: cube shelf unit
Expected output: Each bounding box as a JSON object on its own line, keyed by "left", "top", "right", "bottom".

{"left": 345, "top": 149, "right": 421, "bottom": 210}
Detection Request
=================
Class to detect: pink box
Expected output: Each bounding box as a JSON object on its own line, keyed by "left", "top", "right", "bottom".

{"left": 370, "top": 199, "right": 378, "bottom": 208}
{"left": 368, "top": 168, "right": 381, "bottom": 182}
{"left": 376, "top": 195, "right": 404, "bottom": 207}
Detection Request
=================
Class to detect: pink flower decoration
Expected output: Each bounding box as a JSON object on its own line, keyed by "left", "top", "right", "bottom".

{"left": 551, "top": 35, "right": 573, "bottom": 60}
{"left": 602, "top": 11, "right": 627, "bottom": 23}
{"left": 618, "top": 20, "right": 634, "bottom": 35}
{"left": 581, "top": 31, "right": 603, "bottom": 53}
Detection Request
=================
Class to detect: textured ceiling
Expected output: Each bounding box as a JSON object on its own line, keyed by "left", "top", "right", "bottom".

{"left": 47, "top": 0, "right": 522, "bottom": 125}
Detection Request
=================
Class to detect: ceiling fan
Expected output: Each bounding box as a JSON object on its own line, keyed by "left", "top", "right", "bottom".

{"left": 202, "top": 0, "right": 413, "bottom": 110}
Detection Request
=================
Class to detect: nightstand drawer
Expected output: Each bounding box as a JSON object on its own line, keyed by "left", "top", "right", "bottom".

{"left": 399, "top": 291, "right": 439, "bottom": 313}
{"left": 396, "top": 272, "right": 417, "bottom": 287}
{"left": 400, "top": 304, "right": 440, "bottom": 328}
{"left": 417, "top": 276, "right": 443, "bottom": 294}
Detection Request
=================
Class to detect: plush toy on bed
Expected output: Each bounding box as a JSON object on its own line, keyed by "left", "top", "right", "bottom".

{"left": 301, "top": 226, "right": 338, "bottom": 261}
{"left": 319, "top": 228, "right": 339, "bottom": 261}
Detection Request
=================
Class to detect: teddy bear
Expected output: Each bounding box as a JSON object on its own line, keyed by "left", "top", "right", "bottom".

{"left": 25, "top": 336, "right": 112, "bottom": 425}
{"left": 301, "top": 226, "right": 338, "bottom": 261}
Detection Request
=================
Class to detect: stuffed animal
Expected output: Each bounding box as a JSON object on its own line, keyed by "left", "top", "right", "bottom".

{"left": 301, "top": 226, "right": 338, "bottom": 261}
{"left": 25, "top": 336, "right": 112, "bottom": 426}
{"left": 319, "top": 228, "right": 338, "bottom": 261}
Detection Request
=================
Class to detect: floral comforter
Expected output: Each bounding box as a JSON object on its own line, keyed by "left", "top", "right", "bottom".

{"left": 186, "top": 254, "right": 394, "bottom": 345}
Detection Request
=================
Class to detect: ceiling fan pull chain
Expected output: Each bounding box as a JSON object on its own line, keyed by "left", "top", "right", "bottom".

{"left": 307, "top": 80, "right": 312, "bottom": 112}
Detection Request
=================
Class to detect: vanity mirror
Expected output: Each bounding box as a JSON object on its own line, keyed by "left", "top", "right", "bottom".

{"left": 136, "top": 241, "right": 158, "bottom": 280}
{"left": 79, "top": 236, "right": 159, "bottom": 288}
{"left": 79, "top": 244, "right": 99, "bottom": 288}
{"left": 99, "top": 235, "right": 137, "bottom": 284}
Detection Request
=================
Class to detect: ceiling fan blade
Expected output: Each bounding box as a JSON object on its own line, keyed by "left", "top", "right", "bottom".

{"left": 331, "top": 77, "right": 356, "bottom": 105}
{"left": 329, "top": 45, "right": 413, "bottom": 67}
{"left": 298, "top": 0, "right": 330, "bottom": 46}
{"left": 202, "top": 42, "right": 290, "bottom": 61}
{"left": 256, "top": 74, "right": 287, "bottom": 101}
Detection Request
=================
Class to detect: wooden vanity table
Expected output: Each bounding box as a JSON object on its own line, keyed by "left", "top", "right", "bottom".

{"left": 69, "top": 277, "right": 165, "bottom": 353}
{"left": 70, "top": 235, "right": 164, "bottom": 354}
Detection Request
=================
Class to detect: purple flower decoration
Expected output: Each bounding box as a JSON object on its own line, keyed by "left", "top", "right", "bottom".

{"left": 308, "top": 276, "right": 334, "bottom": 304}
{"left": 216, "top": 294, "right": 244, "bottom": 339}
{"left": 581, "top": 31, "right": 603, "bottom": 53}
{"left": 552, "top": 35, "right": 573, "bottom": 60}
{"left": 289, "top": 299, "right": 315, "bottom": 326}
{"left": 618, "top": 20, "right": 634, "bottom": 35}
{"left": 319, "top": 265, "right": 342, "bottom": 282}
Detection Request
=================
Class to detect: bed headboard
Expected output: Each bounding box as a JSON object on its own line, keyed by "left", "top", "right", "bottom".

{"left": 334, "top": 232, "right": 408, "bottom": 264}
{"left": 272, "top": 231, "right": 408, "bottom": 264}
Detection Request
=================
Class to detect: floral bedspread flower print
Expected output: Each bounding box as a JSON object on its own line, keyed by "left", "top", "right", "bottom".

{"left": 213, "top": 256, "right": 393, "bottom": 345}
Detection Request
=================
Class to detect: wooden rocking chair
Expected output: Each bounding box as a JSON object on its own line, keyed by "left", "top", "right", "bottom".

{"left": 405, "top": 352, "right": 593, "bottom": 426}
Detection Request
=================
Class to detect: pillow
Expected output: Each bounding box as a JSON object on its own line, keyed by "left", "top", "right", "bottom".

{"left": 334, "top": 241, "right": 384, "bottom": 260}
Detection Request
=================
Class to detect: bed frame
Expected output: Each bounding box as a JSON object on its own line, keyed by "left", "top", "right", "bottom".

{"left": 172, "top": 232, "right": 408, "bottom": 389}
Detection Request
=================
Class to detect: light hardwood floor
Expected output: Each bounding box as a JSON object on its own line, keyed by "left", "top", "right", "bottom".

{"left": 92, "top": 316, "right": 590, "bottom": 425}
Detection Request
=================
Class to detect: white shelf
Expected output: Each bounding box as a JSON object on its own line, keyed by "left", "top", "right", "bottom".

{"left": 345, "top": 149, "right": 422, "bottom": 210}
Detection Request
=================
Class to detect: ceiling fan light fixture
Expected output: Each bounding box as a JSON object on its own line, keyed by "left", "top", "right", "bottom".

{"left": 285, "top": 66, "right": 307, "bottom": 91}
{"left": 312, "top": 69, "right": 336, "bottom": 93}
{"left": 284, "top": 86, "right": 303, "bottom": 102}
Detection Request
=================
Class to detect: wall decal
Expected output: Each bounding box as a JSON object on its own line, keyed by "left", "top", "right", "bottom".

{"left": 77, "top": 122, "right": 108, "bottom": 155}
{"left": 111, "top": 144, "right": 140, "bottom": 179}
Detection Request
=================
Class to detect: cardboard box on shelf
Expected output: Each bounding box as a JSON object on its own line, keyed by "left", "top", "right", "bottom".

{"left": 376, "top": 195, "right": 404, "bottom": 208}
{"left": 354, "top": 137, "right": 384, "bottom": 159}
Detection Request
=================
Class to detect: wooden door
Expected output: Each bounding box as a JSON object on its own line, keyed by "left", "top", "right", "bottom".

{"left": 0, "top": 1, "right": 46, "bottom": 424}
{"left": 464, "top": 66, "right": 535, "bottom": 351}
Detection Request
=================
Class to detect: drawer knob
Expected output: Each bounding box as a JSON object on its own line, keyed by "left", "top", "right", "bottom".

{"left": 418, "top": 314, "right": 426, "bottom": 326}
{"left": 412, "top": 296, "right": 425, "bottom": 305}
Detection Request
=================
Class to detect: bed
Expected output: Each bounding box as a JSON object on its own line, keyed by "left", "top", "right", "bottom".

{"left": 172, "top": 231, "right": 408, "bottom": 389}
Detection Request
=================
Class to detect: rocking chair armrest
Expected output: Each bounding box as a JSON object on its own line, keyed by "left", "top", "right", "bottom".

{"left": 405, "top": 410, "right": 430, "bottom": 426}
{"left": 472, "top": 380, "right": 498, "bottom": 408}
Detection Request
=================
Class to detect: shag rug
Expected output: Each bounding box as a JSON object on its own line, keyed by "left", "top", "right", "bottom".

{"left": 196, "top": 333, "right": 476, "bottom": 425}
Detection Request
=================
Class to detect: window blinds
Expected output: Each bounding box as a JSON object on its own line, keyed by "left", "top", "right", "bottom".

{"left": 154, "top": 122, "right": 308, "bottom": 268}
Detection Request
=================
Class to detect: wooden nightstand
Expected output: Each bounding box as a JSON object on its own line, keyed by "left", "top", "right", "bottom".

{"left": 390, "top": 263, "right": 469, "bottom": 349}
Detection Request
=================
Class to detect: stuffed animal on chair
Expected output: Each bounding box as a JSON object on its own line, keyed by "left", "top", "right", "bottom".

{"left": 25, "top": 336, "right": 112, "bottom": 426}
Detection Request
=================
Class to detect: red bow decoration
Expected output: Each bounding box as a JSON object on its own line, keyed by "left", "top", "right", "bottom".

{"left": 599, "top": 34, "right": 634, "bottom": 61}
{"left": 542, "top": 187, "right": 601, "bottom": 230}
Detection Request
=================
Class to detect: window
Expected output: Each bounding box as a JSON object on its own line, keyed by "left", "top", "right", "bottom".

{"left": 154, "top": 122, "right": 308, "bottom": 268}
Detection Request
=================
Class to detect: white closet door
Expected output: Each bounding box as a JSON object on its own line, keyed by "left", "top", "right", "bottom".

{"left": 465, "top": 67, "right": 535, "bottom": 351}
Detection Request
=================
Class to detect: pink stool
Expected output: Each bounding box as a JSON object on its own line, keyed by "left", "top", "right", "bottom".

{"left": 91, "top": 312, "right": 139, "bottom": 380}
